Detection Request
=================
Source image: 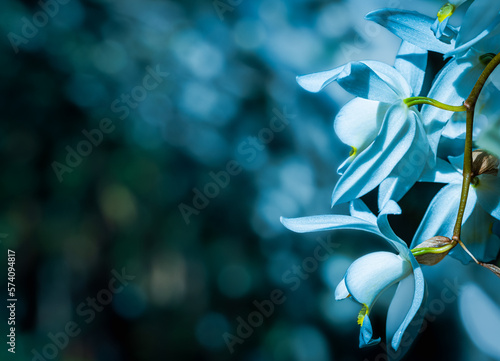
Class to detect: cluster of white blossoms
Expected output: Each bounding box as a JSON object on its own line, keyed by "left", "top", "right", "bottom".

{"left": 281, "top": 0, "right": 500, "bottom": 354}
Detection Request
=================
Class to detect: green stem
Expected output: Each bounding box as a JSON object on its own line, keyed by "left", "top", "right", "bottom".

{"left": 403, "top": 96, "right": 466, "bottom": 112}
{"left": 452, "top": 52, "right": 500, "bottom": 241}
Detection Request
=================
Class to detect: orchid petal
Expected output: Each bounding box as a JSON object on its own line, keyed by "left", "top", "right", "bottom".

{"left": 460, "top": 203, "right": 500, "bottom": 263}
{"left": 448, "top": 153, "right": 464, "bottom": 173}
{"left": 410, "top": 183, "right": 477, "bottom": 250}
{"left": 386, "top": 275, "right": 414, "bottom": 346}
{"left": 448, "top": 18, "right": 500, "bottom": 57}
{"left": 475, "top": 174, "right": 500, "bottom": 220}
{"left": 418, "top": 157, "right": 463, "bottom": 184}
{"left": 476, "top": 67, "right": 500, "bottom": 156}
{"left": 379, "top": 199, "right": 402, "bottom": 217}
{"left": 280, "top": 215, "right": 381, "bottom": 237}
{"left": 442, "top": 111, "right": 467, "bottom": 139}
{"left": 376, "top": 200, "right": 409, "bottom": 256}
{"left": 297, "top": 61, "right": 409, "bottom": 101}
{"left": 421, "top": 57, "right": 484, "bottom": 160}
{"left": 337, "top": 157, "right": 352, "bottom": 176}
{"left": 457, "top": 1, "right": 500, "bottom": 45}
{"left": 476, "top": 66, "right": 500, "bottom": 126}
{"left": 360, "top": 316, "right": 381, "bottom": 348}
{"left": 335, "top": 278, "right": 349, "bottom": 300}
{"left": 360, "top": 61, "right": 412, "bottom": 98}
{"left": 332, "top": 104, "right": 414, "bottom": 207}
{"left": 378, "top": 111, "right": 429, "bottom": 210}
{"left": 281, "top": 214, "right": 415, "bottom": 263}
{"left": 296, "top": 66, "right": 344, "bottom": 93}
{"left": 365, "top": 9, "right": 456, "bottom": 54}
{"left": 334, "top": 98, "right": 388, "bottom": 152}
{"left": 349, "top": 199, "right": 377, "bottom": 225}
{"left": 391, "top": 260, "right": 424, "bottom": 351}
{"left": 386, "top": 273, "right": 425, "bottom": 358}
{"left": 344, "top": 252, "right": 412, "bottom": 308}
{"left": 431, "top": 16, "right": 451, "bottom": 42}
{"left": 473, "top": 30, "right": 500, "bottom": 55}
{"left": 336, "top": 62, "right": 403, "bottom": 102}
{"left": 453, "top": 0, "right": 500, "bottom": 53}
{"left": 394, "top": 41, "right": 427, "bottom": 96}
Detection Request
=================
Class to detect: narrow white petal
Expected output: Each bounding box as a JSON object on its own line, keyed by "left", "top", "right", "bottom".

{"left": 280, "top": 215, "right": 381, "bottom": 236}
{"left": 391, "top": 260, "right": 425, "bottom": 351}
{"left": 386, "top": 274, "right": 425, "bottom": 357}
{"left": 336, "top": 156, "right": 352, "bottom": 176}
{"left": 359, "top": 315, "right": 381, "bottom": 348}
{"left": 296, "top": 67, "right": 344, "bottom": 93}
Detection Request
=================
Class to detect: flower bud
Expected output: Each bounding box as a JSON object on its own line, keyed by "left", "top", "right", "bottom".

{"left": 412, "top": 236, "right": 453, "bottom": 266}
{"left": 472, "top": 149, "right": 499, "bottom": 177}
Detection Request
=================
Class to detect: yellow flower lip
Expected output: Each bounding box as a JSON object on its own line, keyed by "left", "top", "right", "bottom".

{"left": 437, "top": 3, "right": 456, "bottom": 23}
{"left": 357, "top": 304, "right": 369, "bottom": 326}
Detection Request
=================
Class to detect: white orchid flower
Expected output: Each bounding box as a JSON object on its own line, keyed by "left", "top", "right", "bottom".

{"left": 367, "top": 1, "right": 500, "bottom": 58}
{"left": 281, "top": 200, "right": 425, "bottom": 351}
{"left": 297, "top": 41, "right": 430, "bottom": 210}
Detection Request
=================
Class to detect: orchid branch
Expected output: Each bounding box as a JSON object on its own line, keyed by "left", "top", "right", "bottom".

{"left": 453, "top": 52, "right": 500, "bottom": 239}
{"left": 451, "top": 51, "right": 500, "bottom": 276}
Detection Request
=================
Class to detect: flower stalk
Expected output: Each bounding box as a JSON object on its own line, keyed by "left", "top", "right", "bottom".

{"left": 403, "top": 96, "right": 466, "bottom": 112}
{"left": 450, "top": 51, "right": 500, "bottom": 276}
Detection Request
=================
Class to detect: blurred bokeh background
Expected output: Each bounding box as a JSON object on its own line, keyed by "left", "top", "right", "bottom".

{"left": 1, "top": 0, "right": 499, "bottom": 360}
